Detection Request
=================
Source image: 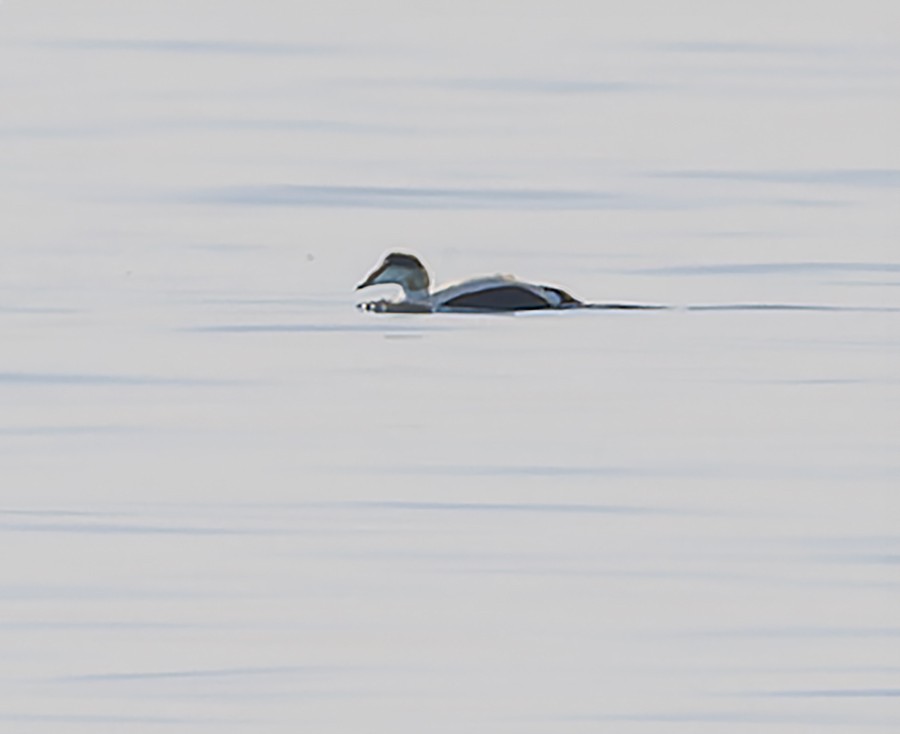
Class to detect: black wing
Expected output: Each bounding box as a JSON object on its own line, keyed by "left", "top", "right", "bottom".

{"left": 441, "top": 285, "right": 554, "bottom": 311}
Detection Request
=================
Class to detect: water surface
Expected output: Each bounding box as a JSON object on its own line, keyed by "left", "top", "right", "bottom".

{"left": 1, "top": 2, "right": 898, "bottom": 732}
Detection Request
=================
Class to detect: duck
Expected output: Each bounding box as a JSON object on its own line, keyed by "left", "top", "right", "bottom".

{"left": 356, "top": 252, "right": 584, "bottom": 313}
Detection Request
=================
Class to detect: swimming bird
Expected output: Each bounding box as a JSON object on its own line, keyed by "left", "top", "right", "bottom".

{"left": 356, "top": 252, "right": 584, "bottom": 313}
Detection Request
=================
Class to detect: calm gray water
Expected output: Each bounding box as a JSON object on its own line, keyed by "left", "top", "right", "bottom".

{"left": 1, "top": 2, "right": 899, "bottom": 731}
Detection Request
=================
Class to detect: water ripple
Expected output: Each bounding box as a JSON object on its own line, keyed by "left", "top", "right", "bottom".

{"left": 57, "top": 665, "right": 330, "bottom": 683}
{"left": 757, "top": 688, "right": 900, "bottom": 698}
{"left": 346, "top": 500, "right": 665, "bottom": 515}
{"left": 656, "top": 168, "right": 900, "bottom": 187}
{"left": 636, "top": 261, "right": 900, "bottom": 276}
{"left": 190, "top": 322, "right": 449, "bottom": 333}
{"left": 431, "top": 77, "right": 660, "bottom": 95}
{"left": 0, "top": 372, "right": 238, "bottom": 387}
{"left": 186, "top": 184, "right": 636, "bottom": 211}
{"left": 39, "top": 39, "right": 335, "bottom": 56}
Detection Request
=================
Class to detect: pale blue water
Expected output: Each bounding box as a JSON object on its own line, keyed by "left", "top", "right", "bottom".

{"left": 1, "top": 2, "right": 899, "bottom": 731}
